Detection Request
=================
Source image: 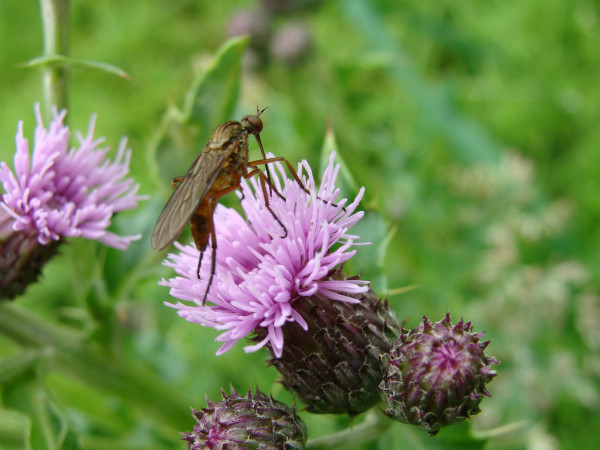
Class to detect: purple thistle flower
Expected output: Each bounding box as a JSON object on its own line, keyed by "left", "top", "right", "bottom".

{"left": 161, "top": 152, "right": 368, "bottom": 357}
{"left": 0, "top": 105, "right": 145, "bottom": 299}
{"left": 0, "top": 105, "right": 143, "bottom": 249}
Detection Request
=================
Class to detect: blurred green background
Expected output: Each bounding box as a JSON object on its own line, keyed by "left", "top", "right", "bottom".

{"left": 1, "top": 0, "right": 599, "bottom": 449}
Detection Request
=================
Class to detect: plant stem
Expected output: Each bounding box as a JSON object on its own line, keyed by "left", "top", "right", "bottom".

{"left": 39, "top": 0, "right": 70, "bottom": 119}
{"left": 0, "top": 303, "right": 191, "bottom": 432}
{"left": 306, "top": 409, "right": 392, "bottom": 449}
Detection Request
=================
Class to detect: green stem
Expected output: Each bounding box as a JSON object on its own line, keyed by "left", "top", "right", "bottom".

{"left": 39, "top": 0, "right": 70, "bottom": 118}
{"left": 306, "top": 409, "right": 392, "bottom": 450}
{"left": 0, "top": 303, "right": 191, "bottom": 431}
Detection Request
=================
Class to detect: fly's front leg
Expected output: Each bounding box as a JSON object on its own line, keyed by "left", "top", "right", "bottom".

{"left": 248, "top": 157, "right": 308, "bottom": 194}
{"left": 248, "top": 157, "right": 346, "bottom": 211}
{"left": 245, "top": 168, "right": 287, "bottom": 238}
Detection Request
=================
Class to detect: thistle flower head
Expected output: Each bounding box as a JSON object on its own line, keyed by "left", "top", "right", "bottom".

{"left": 0, "top": 105, "right": 145, "bottom": 299}
{"left": 379, "top": 313, "right": 499, "bottom": 435}
{"left": 0, "top": 105, "right": 143, "bottom": 249}
{"left": 183, "top": 387, "right": 307, "bottom": 450}
{"left": 162, "top": 152, "right": 368, "bottom": 357}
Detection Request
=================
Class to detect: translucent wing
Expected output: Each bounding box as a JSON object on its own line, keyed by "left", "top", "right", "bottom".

{"left": 151, "top": 142, "right": 239, "bottom": 251}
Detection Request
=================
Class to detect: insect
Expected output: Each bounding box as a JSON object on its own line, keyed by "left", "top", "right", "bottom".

{"left": 151, "top": 108, "right": 307, "bottom": 304}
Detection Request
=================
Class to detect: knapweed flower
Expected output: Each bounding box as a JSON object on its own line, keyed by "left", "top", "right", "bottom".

{"left": 0, "top": 105, "right": 144, "bottom": 299}
{"left": 183, "top": 387, "right": 307, "bottom": 450}
{"left": 162, "top": 152, "right": 368, "bottom": 358}
{"left": 379, "top": 314, "right": 498, "bottom": 435}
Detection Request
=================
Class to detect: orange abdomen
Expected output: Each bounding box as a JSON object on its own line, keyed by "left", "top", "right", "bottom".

{"left": 190, "top": 200, "right": 214, "bottom": 252}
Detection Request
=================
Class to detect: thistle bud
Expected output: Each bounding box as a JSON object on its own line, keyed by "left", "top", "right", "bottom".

{"left": 379, "top": 313, "right": 498, "bottom": 435}
{"left": 183, "top": 387, "right": 307, "bottom": 450}
{"left": 259, "top": 276, "right": 402, "bottom": 417}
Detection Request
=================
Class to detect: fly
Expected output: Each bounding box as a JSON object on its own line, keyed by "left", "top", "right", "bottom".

{"left": 151, "top": 108, "right": 308, "bottom": 304}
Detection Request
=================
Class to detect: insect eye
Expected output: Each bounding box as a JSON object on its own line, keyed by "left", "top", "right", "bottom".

{"left": 242, "top": 115, "right": 263, "bottom": 134}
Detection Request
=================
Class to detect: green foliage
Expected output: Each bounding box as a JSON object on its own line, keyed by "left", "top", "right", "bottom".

{"left": 2, "top": 0, "right": 600, "bottom": 449}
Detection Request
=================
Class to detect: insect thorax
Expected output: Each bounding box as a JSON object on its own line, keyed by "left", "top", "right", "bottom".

{"left": 211, "top": 121, "right": 243, "bottom": 148}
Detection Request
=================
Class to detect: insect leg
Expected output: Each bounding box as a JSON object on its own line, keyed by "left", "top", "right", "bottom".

{"left": 197, "top": 251, "right": 204, "bottom": 279}
{"left": 197, "top": 184, "right": 244, "bottom": 303}
{"left": 248, "top": 157, "right": 347, "bottom": 211}
{"left": 171, "top": 176, "right": 184, "bottom": 189}
{"left": 201, "top": 208, "right": 217, "bottom": 306}
{"left": 249, "top": 157, "right": 308, "bottom": 193}
{"left": 245, "top": 168, "right": 288, "bottom": 238}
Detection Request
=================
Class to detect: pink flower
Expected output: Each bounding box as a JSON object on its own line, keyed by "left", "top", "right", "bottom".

{"left": 0, "top": 105, "right": 144, "bottom": 249}
{"left": 0, "top": 105, "right": 145, "bottom": 299}
{"left": 161, "top": 152, "right": 368, "bottom": 357}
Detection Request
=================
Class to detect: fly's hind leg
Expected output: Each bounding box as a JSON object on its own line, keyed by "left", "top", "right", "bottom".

{"left": 198, "top": 184, "right": 243, "bottom": 304}
{"left": 201, "top": 220, "right": 217, "bottom": 306}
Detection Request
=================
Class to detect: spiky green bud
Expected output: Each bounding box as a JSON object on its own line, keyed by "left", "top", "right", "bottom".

{"left": 183, "top": 387, "right": 307, "bottom": 450}
{"left": 379, "top": 313, "right": 498, "bottom": 435}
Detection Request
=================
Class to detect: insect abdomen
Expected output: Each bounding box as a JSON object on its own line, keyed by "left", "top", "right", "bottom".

{"left": 190, "top": 208, "right": 211, "bottom": 252}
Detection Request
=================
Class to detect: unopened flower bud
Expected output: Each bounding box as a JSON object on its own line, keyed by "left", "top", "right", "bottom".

{"left": 183, "top": 387, "right": 307, "bottom": 450}
{"left": 379, "top": 313, "right": 498, "bottom": 435}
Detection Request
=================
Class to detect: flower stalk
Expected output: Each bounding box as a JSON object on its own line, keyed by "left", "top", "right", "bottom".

{"left": 39, "top": 0, "right": 70, "bottom": 118}
{"left": 305, "top": 409, "right": 391, "bottom": 450}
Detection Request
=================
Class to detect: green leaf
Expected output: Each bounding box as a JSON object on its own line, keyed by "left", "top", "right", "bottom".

{"left": 149, "top": 36, "right": 250, "bottom": 188}
{"left": 318, "top": 125, "right": 389, "bottom": 291}
{"left": 349, "top": 211, "right": 391, "bottom": 294}
{"left": 182, "top": 36, "right": 250, "bottom": 132}
{"left": 0, "top": 351, "right": 43, "bottom": 384}
{"left": 319, "top": 123, "right": 359, "bottom": 199}
{"left": 2, "top": 369, "right": 68, "bottom": 450}
{"left": 19, "top": 55, "right": 130, "bottom": 79}
{"left": 0, "top": 409, "right": 31, "bottom": 450}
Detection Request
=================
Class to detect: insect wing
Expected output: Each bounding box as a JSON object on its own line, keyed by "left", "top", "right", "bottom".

{"left": 151, "top": 146, "right": 235, "bottom": 251}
